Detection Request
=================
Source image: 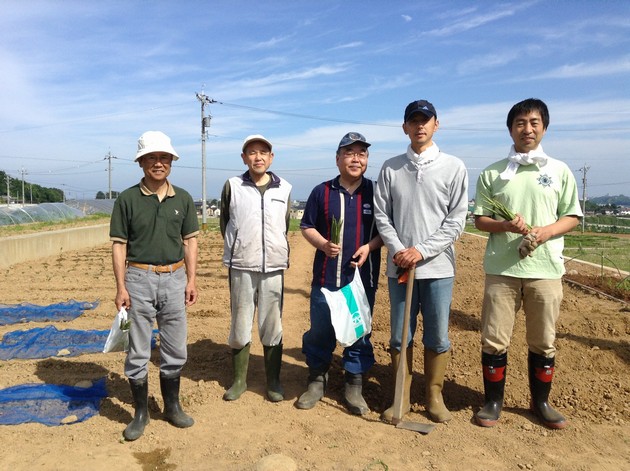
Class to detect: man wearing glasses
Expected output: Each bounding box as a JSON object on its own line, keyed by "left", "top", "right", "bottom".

{"left": 220, "top": 135, "right": 292, "bottom": 403}
{"left": 110, "top": 131, "right": 199, "bottom": 440}
{"left": 297, "top": 132, "right": 383, "bottom": 415}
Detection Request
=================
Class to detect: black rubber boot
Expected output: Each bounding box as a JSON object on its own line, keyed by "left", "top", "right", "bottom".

{"left": 475, "top": 352, "right": 507, "bottom": 427}
{"left": 296, "top": 368, "right": 328, "bottom": 410}
{"left": 160, "top": 374, "right": 194, "bottom": 428}
{"left": 123, "top": 377, "right": 149, "bottom": 441}
{"left": 528, "top": 351, "right": 567, "bottom": 429}
{"left": 223, "top": 344, "right": 250, "bottom": 401}
{"left": 263, "top": 344, "right": 285, "bottom": 402}
{"left": 344, "top": 372, "right": 369, "bottom": 416}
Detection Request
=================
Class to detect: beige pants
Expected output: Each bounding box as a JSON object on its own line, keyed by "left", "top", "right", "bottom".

{"left": 481, "top": 274, "right": 563, "bottom": 357}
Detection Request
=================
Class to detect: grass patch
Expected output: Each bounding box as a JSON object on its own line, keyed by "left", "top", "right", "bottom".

{"left": 564, "top": 233, "right": 630, "bottom": 274}
{"left": 0, "top": 214, "right": 110, "bottom": 237}
{"left": 465, "top": 224, "right": 630, "bottom": 274}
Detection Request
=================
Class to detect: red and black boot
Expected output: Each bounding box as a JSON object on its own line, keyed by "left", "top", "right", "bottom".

{"left": 528, "top": 351, "right": 567, "bottom": 429}
{"left": 475, "top": 352, "right": 507, "bottom": 427}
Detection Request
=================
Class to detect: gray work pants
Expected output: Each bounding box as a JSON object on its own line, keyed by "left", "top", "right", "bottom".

{"left": 124, "top": 266, "right": 188, "bottom": 380}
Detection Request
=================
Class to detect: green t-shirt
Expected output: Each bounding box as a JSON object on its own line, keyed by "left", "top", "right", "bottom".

{"left": 110, "top": 181, "right": 199, "bottom": 265}
{"left": 474, "top": 156, "right": 582, "bottom": 279}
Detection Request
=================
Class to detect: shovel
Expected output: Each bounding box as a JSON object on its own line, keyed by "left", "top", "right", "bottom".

{"left": 391, "top": 265, "right": 436, "bottom": 434}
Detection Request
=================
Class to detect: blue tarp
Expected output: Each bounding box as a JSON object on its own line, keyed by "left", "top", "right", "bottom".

{"left": 0, "top": 325, "right": 158, "bottom": 360}
{"left": 0, "top": 377, "right": 107, "bottom": 426}
{"left": 0, "top": 300, "right": 99, "bottom": 325}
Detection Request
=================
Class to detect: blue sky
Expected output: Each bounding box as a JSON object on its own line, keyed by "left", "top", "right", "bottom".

{"left": 1, "top": 1, "right": 629, "bottom": 201}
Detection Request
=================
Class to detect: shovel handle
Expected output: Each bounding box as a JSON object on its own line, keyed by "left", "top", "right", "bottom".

{"left": 392, "top": 265, "right": 415, "bottom": 424}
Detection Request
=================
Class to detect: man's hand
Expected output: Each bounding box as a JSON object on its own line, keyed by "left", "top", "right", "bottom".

{"left": 320, "top": 240, "right": 341, "bottom": 258}
{"left": 350, "top": 244, "right": 370, "bottom": 267}
{"left": 115, "top": 288, "right": 131, "bottom": 311}
{"left": 185, "top": 282, "right": 198, "bottom": 306}
{"left": 393, "top": 247, "right": 423, "bottom": 269}
{"left": 504, "top": 214, "right": 529, "bottom": 235}
{"left": 518, "top": 232, "right": 539, "bottom": 259}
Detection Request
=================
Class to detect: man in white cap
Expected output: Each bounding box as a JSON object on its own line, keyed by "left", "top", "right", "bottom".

{"left": 220, "top": 135, "right": 292, "bottom": 402}
{"left": 110, "top": 131, "right": 199, "bottom": 441}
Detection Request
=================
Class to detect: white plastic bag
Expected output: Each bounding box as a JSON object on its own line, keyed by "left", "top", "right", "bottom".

{"left": 322, "top": 266, "right": 372, "bottom": 347}
{"left": 103, "top": 307, "right": 130, "bottom": 353}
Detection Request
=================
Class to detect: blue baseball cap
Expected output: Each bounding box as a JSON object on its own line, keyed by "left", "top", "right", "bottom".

{"left": 404, "top": 100, "right": 437, "bottom": 122}
{"left": 337, "top": 132, "right": 371, "bottom": 150}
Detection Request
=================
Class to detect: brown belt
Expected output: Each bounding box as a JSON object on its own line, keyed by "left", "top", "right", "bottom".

{"left": 128, "top": 259, "right": 185, "bottom": 273}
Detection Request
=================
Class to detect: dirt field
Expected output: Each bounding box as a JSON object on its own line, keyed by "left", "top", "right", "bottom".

{"left": 0, "top": 230, "right": 628, "bottom": 471}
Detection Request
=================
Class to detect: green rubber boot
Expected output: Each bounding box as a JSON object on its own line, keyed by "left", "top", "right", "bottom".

{"left": 223, "top": 343, "right": 250, "bottom": 401}
{"left": 264, "top": 344, "right": 285, "bottom": 402}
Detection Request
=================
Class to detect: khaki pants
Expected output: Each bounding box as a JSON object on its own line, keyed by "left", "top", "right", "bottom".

{"left": 481, "top": 274, "right": 563, "bottom": 357}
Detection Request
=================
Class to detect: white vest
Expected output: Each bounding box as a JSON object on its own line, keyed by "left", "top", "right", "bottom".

{"left": 222, "top": 173, "right": 292, "bottom": 272}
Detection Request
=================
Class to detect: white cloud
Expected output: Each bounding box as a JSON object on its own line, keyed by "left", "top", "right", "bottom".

{"left": 456, "top": 51, "right": 519, "bottom": 75}
{"left": 425, "top": 7, "right": 520, "bottom": 37}
{"left": 329, "top": 42, "right": 363, "bottom": 51}
{"left": 535, "top": 56, "right": 630, "bottom": 79}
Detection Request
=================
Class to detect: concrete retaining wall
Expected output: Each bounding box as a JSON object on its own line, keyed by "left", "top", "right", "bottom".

{"left": 1, "top": 224, "right": 110, "bottom": 268}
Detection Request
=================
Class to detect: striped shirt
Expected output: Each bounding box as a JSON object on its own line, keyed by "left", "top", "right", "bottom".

{"left": 301, "top": 176, "right": 381, "bottom": 289}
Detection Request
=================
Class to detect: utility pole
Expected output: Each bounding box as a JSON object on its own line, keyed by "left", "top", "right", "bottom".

{"left": 578, "top": 165, "right": 590, "bottom": 233}
{"left": 5, "top": 172, "right": 10, "bottom": 205}
{"left": 105, "top": 151, "right": 116, "bottom": 199}
{"left": 196, "top": 90, "right": 216, "bottom": 231}
{"left": 19, "top": 167, "right": 27, "bottom": 206}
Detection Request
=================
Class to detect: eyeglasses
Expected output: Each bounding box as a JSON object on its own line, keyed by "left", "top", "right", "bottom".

{"left": 144, "top": 155, "right": 173, "bottom": 163}
{"left": 342, "top": 149, "right": 368, "bottom": 158}
{"left": 246, "top": 150, "right": 271, "bottom": 157}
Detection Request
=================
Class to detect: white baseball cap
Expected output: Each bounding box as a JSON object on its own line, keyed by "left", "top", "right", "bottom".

{"left": 242, "top": 134, "right": 273, "bottom": 153}
{"left": 135, "top": 131, "right": 180, "bottom": 162}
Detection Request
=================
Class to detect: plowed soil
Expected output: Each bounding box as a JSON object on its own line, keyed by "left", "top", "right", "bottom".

{"left": 0, "top": 230, "right": 628, "bottom": 471}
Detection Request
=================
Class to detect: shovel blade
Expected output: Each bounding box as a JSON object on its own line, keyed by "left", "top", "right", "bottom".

{"left": 395, "top": 421, "right": 436, "bottom": 435}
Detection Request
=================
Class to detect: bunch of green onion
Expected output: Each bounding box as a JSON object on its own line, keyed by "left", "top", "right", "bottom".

{"left": 330, "top": 216, "right": 343, "bottom": 244}
{"left": 482, "top": 194, "right": 531, "bottom": 231}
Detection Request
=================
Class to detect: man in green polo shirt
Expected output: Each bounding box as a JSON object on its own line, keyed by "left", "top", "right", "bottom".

{"left": 110, "top": 130, "right": 199, "bottom": 441}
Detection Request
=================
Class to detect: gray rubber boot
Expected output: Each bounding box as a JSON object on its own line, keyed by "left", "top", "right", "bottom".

{"left": 344, "top": 372, "right": 369, "bottom": 416}
{"left": 296, "top": 369, "right": 328, "bottom": 410}
{"left": 264, "top": 344, "right": 285, "bottom": 402}
{"left": 223, "top": 343, "right": 250, "bottom": 401}
{"left": 123, "top": 377, "right": 149, "bottom": 441}
{"left": 160, "top": 374, "right": 194, "bottom": 428}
